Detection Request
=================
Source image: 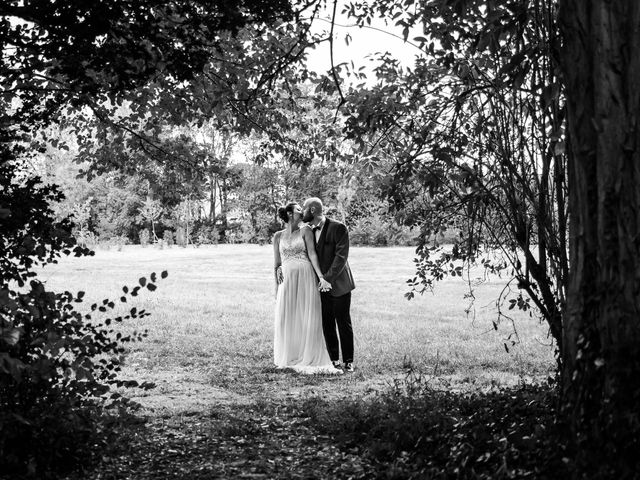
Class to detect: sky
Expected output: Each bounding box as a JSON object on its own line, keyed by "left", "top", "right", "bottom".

{"left": 304, "top": 1, "right": 425, "bottom": 76}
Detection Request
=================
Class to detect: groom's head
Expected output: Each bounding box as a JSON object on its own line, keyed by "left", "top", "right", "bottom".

{"left": 302, "top": 197, "right": 323, "bottom": 223}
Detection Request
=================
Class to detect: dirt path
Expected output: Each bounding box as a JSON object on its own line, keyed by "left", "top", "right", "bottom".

{"left": 61, "top": 366, "right": 405, "bottom": 479}
{"left": 61, "top": 363, "right": 548, "bottom": 479}
{"left": 70, "top": 403, "right": 373, "bottom": 479}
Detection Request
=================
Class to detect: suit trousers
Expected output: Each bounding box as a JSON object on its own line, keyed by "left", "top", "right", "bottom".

{"left": 320, "top": 291, "right": 353, "bottom": 363}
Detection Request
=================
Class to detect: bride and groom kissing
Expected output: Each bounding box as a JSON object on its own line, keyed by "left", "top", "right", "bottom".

{"left": 273, "top": 197, "right": 355, "bottom": 374}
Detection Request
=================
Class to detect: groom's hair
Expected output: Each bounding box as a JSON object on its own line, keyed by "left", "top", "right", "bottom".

{"left": 306, "top": 197, "right": 323, "bottom": 214}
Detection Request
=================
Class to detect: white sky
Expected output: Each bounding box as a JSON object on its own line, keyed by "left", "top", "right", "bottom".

{"left": 305, "top": 1, "right": 425, "bottom": 75}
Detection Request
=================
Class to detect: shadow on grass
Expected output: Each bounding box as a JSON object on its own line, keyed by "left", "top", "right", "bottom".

{"left": 26, "top": 377, "right": 578, "bottom": 480}
{"left": 300, "top": 374, "right": 572, "bottom": 479}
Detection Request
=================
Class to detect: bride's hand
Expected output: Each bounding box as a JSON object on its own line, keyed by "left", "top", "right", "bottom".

{"left": 318, "top": 278, "right": 332, "bottom": 292}
{"left": 276, "top": 266, "right": 284, "bottom": 284}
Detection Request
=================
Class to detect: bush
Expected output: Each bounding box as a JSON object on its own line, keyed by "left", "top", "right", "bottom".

{"left": 349, "top": 216, "right": 418, "bottom": 246}
{"left": 97, "top": 235, "right": 129, "bottom": 251}
{"left": 112, "top": 234, "right": 129, "bottom": 251}
{"left": 0, "top": 159, "right": 163, "bottom": 477}
{"left": 138, "top": 228, "right": 150, "bottom": 247}
{"left": 175, "top": 226, "right": 188, "bottom": 247}
{"left": 235, "top": 217, "right": 257, "bottom": 243}
{"left": 234, "top": 212, "right": 276, "bottom": 244}
{"left": 193, "top": 221, "right": 219, "bottom": 246}
{"left": 163, "top": 229, "right": 174, "bottom": 247}
{"left": 302, "top": 373, "right": 568, "bottom": 479}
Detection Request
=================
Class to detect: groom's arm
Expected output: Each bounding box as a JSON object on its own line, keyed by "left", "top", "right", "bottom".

{"left": 324, "top": 223, "right": 349, "bottom": 283}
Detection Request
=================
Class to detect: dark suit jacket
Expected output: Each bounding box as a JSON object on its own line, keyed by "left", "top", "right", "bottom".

{"left": 316, "top": 217, "right": 355, "bottom": 297}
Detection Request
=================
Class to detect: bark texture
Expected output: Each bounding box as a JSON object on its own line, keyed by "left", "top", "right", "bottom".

{"left": 560, "top": 0, "right": 640, "bottom": 471}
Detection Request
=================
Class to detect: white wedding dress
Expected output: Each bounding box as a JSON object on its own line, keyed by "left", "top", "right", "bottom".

{"left": 274, "top": 227, "right": 337, "bottom": 374}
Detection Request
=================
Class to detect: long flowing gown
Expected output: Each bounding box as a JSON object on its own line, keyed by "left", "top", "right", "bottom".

{"left": 274, "top": 227, "right": 336, "bottom": 374}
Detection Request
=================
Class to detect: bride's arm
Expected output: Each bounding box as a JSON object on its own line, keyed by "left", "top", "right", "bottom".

{"left": 302, "top": 228, "right": 327, "bottom": 283}
{"left": 273, "top": 231, "right": 283, "bottom": 287}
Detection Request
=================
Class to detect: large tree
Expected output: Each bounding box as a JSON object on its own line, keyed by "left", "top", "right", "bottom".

{"left": 559, "top": 0, "right": 640, "bottom": 472}
{"left": 329, "top": 0, "right": 639, "bottom": 473}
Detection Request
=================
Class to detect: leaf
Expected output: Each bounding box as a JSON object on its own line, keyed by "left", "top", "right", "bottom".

{"left": 161, "top": 270, "right": 168, "bottom": 279}
{"left": 147, "top": 283, "right": 157, "bottom": 292}
{"left": 139, "top": 277, "right": 147, "bottom": 287}
{"left": 1, "top": 328, "right": 21, "bottom": 346}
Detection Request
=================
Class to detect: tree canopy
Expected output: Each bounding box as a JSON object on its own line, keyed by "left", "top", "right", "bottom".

{"left": 2, "top": 0, "right": 640, "bottom": 477}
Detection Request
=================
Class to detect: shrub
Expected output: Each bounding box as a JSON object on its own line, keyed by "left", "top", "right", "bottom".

{"left": 235, "top": 217, "right": 257, "bottom": 243}
{"left": 0, "top": 159, "right": 163, "bottom": 477}
{"left": 113, "top": 234, "right": 129, "bottom": 251}
{"left": 163, "top": 229, "right": 174, "bottom": 247}
{"left": 235, "top": 212, "right": 276, "bottom": 244}
{"left": 193, "top": 221, "right": 219, "bottom": 245}
{"left": 138, "top": 228, "right": 150, "bottom": 247}
{"left": 175, "top": 227, "right": 188, "bottom": 247}
{"left": 349, "top": 217, "right": 418, "bottom": 246}
{"left": 302, "top": 374, "right": 568, "bottom": 479}
{"left": 349, "top": 217, "right": 371, "bottom": 246}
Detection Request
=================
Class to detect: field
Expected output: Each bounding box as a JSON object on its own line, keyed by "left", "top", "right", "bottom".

{"left": 40, "top": 244, "right": 557, "bottom": 479}
{"left": 40, "top": 244, "right": 555, "bottom": 410}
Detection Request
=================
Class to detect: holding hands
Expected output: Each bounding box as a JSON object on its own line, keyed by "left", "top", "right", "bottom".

{"left": 318, "top": 277, "right": 332, "bottom": 292}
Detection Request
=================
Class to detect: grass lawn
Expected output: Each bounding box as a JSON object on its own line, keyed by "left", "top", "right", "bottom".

{"left": 39, "top": 244, "right": 555, "bottom": 409}
{"left": 38, "top": 244, "right": 558, "bottom": 479}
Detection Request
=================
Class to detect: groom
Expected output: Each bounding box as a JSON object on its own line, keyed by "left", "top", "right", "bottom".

{"left": 302, "top": 197, "right": 356, "bottom": 372}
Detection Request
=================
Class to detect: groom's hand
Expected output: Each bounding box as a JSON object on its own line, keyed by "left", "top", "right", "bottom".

{"left": 318, "top": 278, "right": 332, "bottom": 292}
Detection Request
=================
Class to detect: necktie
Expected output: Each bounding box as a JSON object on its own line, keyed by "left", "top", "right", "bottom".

{"left": 312, "top": 224, "right": 321, "bottom": 245}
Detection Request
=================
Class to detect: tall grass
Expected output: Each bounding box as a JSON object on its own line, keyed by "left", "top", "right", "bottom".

{"left": 37, "top": 245, "right": 555, "bottom": 409}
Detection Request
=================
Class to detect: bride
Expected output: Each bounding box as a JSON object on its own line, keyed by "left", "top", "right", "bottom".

{"left": 273, "top": 202, "right": 341, "bottom": 374}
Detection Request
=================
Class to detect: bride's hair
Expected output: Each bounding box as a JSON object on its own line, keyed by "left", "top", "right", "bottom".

{"left": 277, "top": 202, "right": 299, "bottom": 223}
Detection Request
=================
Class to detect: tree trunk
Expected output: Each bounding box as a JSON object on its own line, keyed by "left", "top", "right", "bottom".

{"left": 186, "top": 196, "right": 191, "bottom": 245}
{"left": 221, "top": 178, "right": 228, "bottom": 218}
{"left": 559, "top": 0, "right": 640, "bottom": 471}
{"left": 209, "top": 174, "right": 217, "bottom": 221}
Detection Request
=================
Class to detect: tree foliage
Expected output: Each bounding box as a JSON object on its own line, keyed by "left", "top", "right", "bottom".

{"left": 0, "top": 155, "right": 168, "bottom": 475}
{"left": 330, "top": 0, "right": 639, "bottom": 475}
{"left": 1, "top": 1, "right": 304, "bottom": 475}
{"left": 1, "top": 0, "right": 293, "bottom": 129}
{"left": 337, "top": 0, "right": 566, "bottom": 356}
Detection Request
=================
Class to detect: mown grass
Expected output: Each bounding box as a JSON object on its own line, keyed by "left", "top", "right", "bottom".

{"left": 30, "top": 244, "right": 569, "bottom": 479}
{"left": 38, "top": 244, "right": 556, "bottom": 409}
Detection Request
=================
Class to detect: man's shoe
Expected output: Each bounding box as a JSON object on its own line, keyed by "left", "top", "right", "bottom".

{"left": 344, "top": 362, "right": 354, "bottom": 372}
{"left": 332, "top": 361, "right": 344, "bottom": 372}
